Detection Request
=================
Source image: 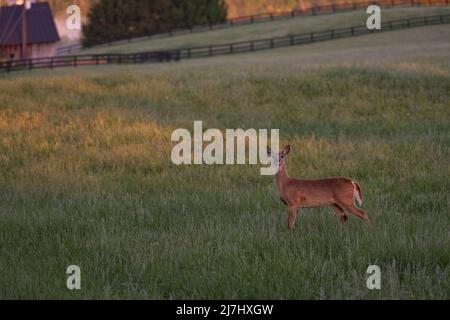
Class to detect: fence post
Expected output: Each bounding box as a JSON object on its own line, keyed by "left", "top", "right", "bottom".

{"left": 351, "top": 26, "right": 354, "bottom": 35}
{"left": 310, "top": 32, "right": 314, "bottom": 42}
{"left": 250, "top": 41, "right": 254, "bottom": 51}
{"left": 251, "top": 16, "right": 254, "bottom": 23}
{"left": 74, "top": 56, "right": 77, "bottom": 67}
{"left": 291, "top": 10, "right": 295, "bottom": 17}
{"left": 187, "top": 48, "right": 191, "bottom": 58}
{"left": 270, "top": 39, "right": 274, "bottom": 48}
{"left": 270, "top": 13, "right": 274, "bottom": 20}
{"left": 230, "top": 44, "right": 233, "bottom": 53}
{"left": 290, "top": 35, "right": 294, "bottom": 45}
{"left": 209, "top": 46, "right": 212, "bottom": 56}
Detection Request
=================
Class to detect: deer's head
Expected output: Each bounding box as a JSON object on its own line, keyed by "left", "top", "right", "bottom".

{"left": 267, "top": 144, "right": 290, "bottom": 167}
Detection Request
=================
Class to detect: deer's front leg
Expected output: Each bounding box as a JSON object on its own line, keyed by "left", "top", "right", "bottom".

{"left": 288, "top": 206, "right": 298, "bottom": 231}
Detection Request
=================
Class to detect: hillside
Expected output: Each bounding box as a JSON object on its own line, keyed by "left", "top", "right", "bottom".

{"left": 50, "top": 0, "right": 448, "bottom": 43}
{"left": 78, "top": 6, "right": 450, "bottom": 55}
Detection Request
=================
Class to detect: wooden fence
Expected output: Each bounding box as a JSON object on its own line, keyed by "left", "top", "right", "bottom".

{"left": 2, "top": 13, "right": 450, "bottom": 74}
{"left": 175, "top": 14, "right": 450, "bottom": 59}
{"left": 55, "top": 0, "right": 450, "bottom": 56}
{"left": 0, "top": 51, "right": 179, "bottom": 74}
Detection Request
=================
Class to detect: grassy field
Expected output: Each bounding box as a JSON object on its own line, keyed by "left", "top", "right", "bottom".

{"left": 80, "top": 6, "right": 450, "bottom": 54}
{"left": 1, "top": 23, "right": 450, "bottom": 299}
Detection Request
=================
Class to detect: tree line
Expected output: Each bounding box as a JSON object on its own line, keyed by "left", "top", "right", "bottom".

{"left": 82, "top": 0, "right": 227, "bottom": 46}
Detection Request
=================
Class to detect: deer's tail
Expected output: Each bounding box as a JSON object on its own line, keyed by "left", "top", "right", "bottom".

{"left": 351, "top": 180, "right": 363, "bottom": 206}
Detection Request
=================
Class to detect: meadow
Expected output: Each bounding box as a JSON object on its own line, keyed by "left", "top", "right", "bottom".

{"left": 0, "top": 21, "right": 449, "bottom": 298}
{"left": 80, "top": 6, "right": 450, "bottom": 54}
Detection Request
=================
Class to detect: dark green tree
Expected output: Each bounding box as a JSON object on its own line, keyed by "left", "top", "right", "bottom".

{"left": 164, "top": 0, "right": 228, "bottom": 29}
{"left": 82, "top": 0, "right": 171, "bottom": 46}
{"left": 82, "top": 0, "right": 227, "bottom": 46}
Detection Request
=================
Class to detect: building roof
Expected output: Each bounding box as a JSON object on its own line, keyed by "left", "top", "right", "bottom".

{"left": 0, "top": 2, "right": 60, "bottom": 46}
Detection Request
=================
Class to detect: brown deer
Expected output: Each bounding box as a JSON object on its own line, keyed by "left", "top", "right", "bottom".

{"left": 267, "top": 145, "right": 372, "bottom": 230}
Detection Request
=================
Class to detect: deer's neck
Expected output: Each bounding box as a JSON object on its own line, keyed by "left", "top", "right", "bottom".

{"left": 276, "top": 161, "right": 289, "bottom": 192}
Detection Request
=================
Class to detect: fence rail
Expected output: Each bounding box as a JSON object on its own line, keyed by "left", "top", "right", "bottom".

{"left": 175, "top": 13, "right": 450, "bottom": 59}
{"left": 3, "top": 14, "right": 450, "bottom": 74}
{"left": 55, "top": 0, "right": 450, "bottom": 56}
{"left": 0, "top": 51, "right": 180, "bottom": 74}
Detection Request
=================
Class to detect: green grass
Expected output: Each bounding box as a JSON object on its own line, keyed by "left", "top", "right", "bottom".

{"left": 1, "top": 25, "right": 449, "bottom": 299}
{"left": 80, "top": 6, "right": 450, "bottom": 55}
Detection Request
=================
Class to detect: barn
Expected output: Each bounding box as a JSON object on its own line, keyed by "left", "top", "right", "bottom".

{"left": 0, "top": 1, "right": 60, "bottom": 62}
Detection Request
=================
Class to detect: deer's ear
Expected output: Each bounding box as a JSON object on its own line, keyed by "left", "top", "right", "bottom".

{"left": 267, "top": 146, "right": 272, "bottom": 156}
{"left": 283, "top": 145, "right": 290, "bottom": 156}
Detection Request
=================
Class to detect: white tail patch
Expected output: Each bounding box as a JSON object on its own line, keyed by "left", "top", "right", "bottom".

{"left": 352, "top": 181, "right": 362, "bottom": 206}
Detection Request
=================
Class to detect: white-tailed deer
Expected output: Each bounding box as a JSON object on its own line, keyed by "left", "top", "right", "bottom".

{"left": 267, "top": 145, "right": 371, "bottom": 230}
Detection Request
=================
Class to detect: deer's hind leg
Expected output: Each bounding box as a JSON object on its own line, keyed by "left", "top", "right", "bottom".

{"left": 331, "top": 204, "right": 348, "bottom": 223}
{"left": 288, "top": 206, "right": 298, "bottom": 231}
{"left": 337, "top": 200, "right": 372, "bottom": 227}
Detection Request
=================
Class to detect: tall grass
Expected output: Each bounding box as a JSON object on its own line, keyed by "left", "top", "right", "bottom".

{"left": 0, "top": 55, "right": 449, "bottom": 298}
